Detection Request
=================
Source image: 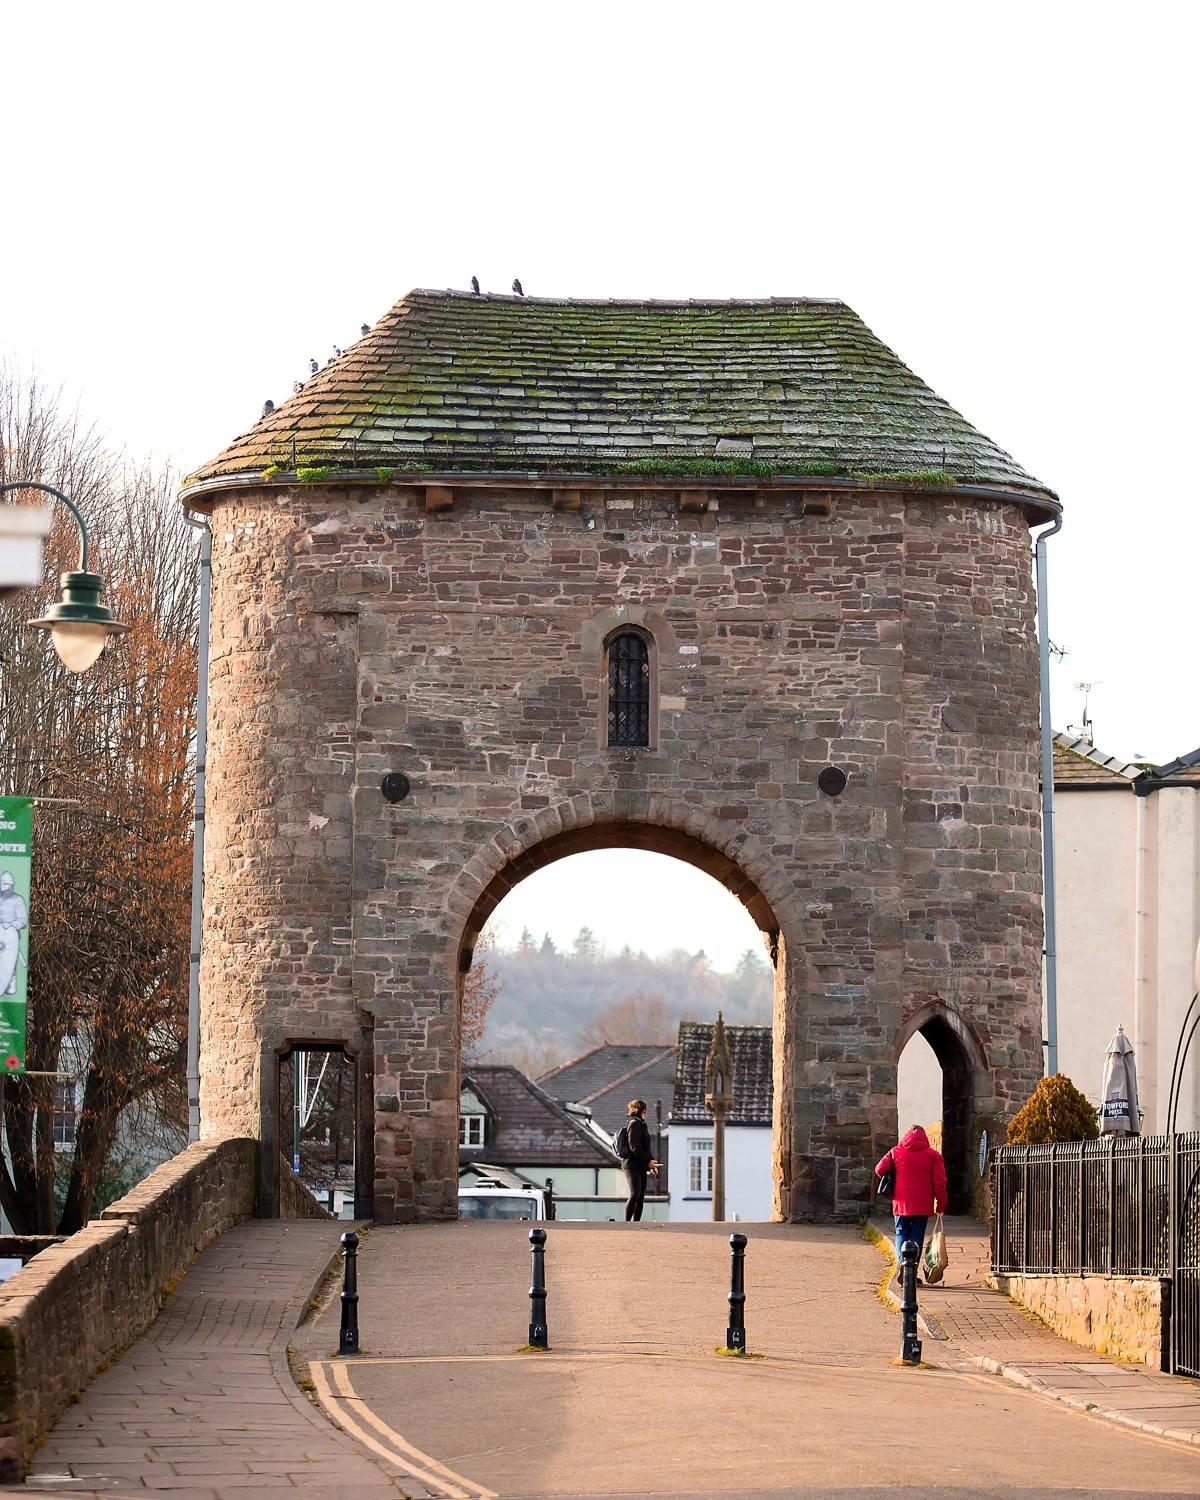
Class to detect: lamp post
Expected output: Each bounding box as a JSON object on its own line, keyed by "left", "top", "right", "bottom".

{"left": 705, "top": 1012, "right": 734, "bottom": 1223}
{"left": 1, "top": 482, "right": 129, "bottom": 671}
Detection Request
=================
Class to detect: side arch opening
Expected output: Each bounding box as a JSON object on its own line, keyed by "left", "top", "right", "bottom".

{"left": 896, "top": 1004, "right": 985, "bottom": 1216}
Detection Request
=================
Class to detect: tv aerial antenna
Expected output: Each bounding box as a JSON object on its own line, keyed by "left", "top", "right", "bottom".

{"left": 1070, "top": 681, "right": 1101, "bottom": 744}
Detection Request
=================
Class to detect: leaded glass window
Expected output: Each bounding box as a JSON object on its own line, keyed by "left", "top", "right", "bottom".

{"left": 607, "top": 631, "right": 650, "bottom": 747}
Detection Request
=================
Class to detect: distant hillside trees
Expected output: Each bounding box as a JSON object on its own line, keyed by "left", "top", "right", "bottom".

{"left": 474, "top": 929, "right": 774, "bottom": 1073}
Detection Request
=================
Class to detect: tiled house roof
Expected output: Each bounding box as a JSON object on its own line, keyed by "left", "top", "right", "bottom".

{"left": 183, "top": 291, "right": 1054, "bottom": 502}
{"left": 671, "top": 1023, "right": 773, "bottom": 1126}
{"left": 1152, "top": 747, "right": 1200, "bottom": 784}
{"left": 538, "top": 1044, "right": 678, "bottom": 1135}
{"left": 460, "top": 1065, "right": 616, "bottom": 1168}
{"left": 1052, "top": 734, "right": 1200, "bottom": 792}
{"left": 1052, "top": 733, "right": 1143, "bottom": 788}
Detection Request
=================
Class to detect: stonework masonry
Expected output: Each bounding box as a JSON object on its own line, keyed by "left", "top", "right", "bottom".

{"left": 196, "top": 478, "right": 1046, "bottom": 1223}
{"left": 990, "top": 1272, "right": 1169, "bottom": 1368}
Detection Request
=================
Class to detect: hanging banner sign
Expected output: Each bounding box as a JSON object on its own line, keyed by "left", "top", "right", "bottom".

{"left": 0, "top": 797, "right": 32, "bottom": 1074}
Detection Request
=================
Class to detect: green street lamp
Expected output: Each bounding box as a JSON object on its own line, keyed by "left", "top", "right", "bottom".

{"left": 1, "top": 481, "right": 129, "bottom": 672}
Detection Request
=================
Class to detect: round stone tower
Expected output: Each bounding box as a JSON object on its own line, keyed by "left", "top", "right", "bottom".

{"left": 183, "top": 291, "right": 1059, "bottom": 1222}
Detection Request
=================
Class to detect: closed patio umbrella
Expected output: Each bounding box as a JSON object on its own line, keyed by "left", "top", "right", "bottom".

{"left": 1100, "top": 1026, "right": 1140, "bottom": 1136}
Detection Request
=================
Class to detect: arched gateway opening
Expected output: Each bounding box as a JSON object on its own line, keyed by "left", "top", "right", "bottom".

{"left": 895, "top": 1005, "right": 988, "bottom": 1216}
{"left": 453, "top": 818, "right": 790, "bottom": 1222}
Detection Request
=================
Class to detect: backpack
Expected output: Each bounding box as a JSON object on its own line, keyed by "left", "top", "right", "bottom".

{"left": 613, "top": 1124, "right": 632, "bottom": 1160}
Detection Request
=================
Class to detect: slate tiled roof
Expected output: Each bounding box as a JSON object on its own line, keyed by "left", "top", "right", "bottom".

{"left": 671, "top": 1023, "right": 773, "bottom": 1126}
{"left": 538, "top": 1044, "right": 678, "bottom": 1135}
{"left": 1052, "top": 734, "right": 1200, "bottom": 792}
{"left": 460, "top": 1065, "right": 617, "bottom": 1167}
{"left": 1153, "top": 747, "right": 1200, "bottom": 784}
{"left": 184, "top": 291, "right": 1053, "bottom": 501}
{"left": 1052, "top": 733, "right": 1142, "bottom": 788}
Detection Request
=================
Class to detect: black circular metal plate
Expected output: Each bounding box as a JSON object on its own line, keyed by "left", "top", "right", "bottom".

{"left": 381, "top": 771, "right": 411, "bottom": 804}
{"left": 817, "top": 765, "right": 848, "bottom": 797}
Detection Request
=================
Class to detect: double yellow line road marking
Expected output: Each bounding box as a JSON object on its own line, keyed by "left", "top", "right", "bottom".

{"left": 309, "top": 1359, "right": 497, "bottom": 1499}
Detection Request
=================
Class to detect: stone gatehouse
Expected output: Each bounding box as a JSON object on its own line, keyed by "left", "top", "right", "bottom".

{"left": 182, "top": 291, "right": 1059, "bottom": 1222}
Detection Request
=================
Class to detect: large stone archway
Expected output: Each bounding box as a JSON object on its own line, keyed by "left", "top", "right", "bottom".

{"left": 444, "top": 799, "right": 802, "bottom": 1219}
{"left": 187, "top": 290, "right": 1056, "bottom": 1224}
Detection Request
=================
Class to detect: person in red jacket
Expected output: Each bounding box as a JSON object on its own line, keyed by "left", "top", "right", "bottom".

{"left": 876, "top": 1125, "right": 948, "bottom": 1273}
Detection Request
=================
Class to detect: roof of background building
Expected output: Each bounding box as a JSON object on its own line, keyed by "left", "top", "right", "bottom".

{"left": 538, "top": 1044, "right": 678, "bottom": 1135}
{"left": 1052, "top": 733, "right": 1142, "bottom": 787}
{"left": 460, "top": 1064, "right": 616, "bottom": 1167}
{"left": 1053, "top": 733, "right": 1200, "bottom": 791}
{"left": 184, "top": 291, "right": 1054, "bottom": 501}
{"left": 671, "top": 1022, "right": 773, "bottom": 1126}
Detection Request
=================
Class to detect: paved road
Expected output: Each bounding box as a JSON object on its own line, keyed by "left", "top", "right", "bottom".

{"left": 290, "top": 1219, "right": 1200, "bottom": 1497}
{"left": 21, "top": 1216, "right": 1200, "bottom": 1499}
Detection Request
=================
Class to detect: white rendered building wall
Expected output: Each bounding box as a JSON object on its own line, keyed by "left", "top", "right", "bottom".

{"left": 665, "top": 1123, "right": 773, "bottom": 1221}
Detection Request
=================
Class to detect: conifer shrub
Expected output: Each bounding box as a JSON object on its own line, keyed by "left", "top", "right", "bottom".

{"left": 1006, "top": 1074, "right": 1099, "bottom": 1144}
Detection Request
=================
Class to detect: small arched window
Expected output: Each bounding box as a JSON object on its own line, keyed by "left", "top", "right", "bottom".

{"left": 607, "top": 630, "right": 650, "bottom": 747}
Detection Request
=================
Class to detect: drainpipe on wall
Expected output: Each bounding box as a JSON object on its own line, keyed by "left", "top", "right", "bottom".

{"left": 1035, "top": 515, "right": 1063, "bottom": 1077}
{"left": 1133, "top": 779, "right": 1152, "bottom": 1127}
{"left": 183, "top": 511, "right": 212, "bottom": 1144}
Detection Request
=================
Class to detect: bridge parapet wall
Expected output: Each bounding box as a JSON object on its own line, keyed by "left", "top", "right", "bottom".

{"left": 0, "top": 1136, "right": 257, "bottom": 1476}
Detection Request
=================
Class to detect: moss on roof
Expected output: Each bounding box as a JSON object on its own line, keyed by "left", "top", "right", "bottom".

{"left": 184, "top": 291, "right": 1053, "bottom": 499}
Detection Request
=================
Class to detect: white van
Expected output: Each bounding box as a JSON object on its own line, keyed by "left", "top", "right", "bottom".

{"left": 457, "top": 1183, "right": 546, "bottom": 1220}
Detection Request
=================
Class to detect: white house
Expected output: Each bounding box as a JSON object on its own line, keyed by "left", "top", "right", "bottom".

{"left": 1049, "top": 734, "right": 1200, "bottom": 1132}
{"left": 667, "top": 1022, "right": 773, "bottom": 1222}
{"left": 898, "top": 732, "right": 1200, "bottom": 1138}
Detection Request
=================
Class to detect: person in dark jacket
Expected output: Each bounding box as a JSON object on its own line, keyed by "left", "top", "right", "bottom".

{"left": 623, "top": 1098, "right": 659, "bottom": 1222}
{"left": 876, "top": 1124, "right": 948, "bottom": 1281}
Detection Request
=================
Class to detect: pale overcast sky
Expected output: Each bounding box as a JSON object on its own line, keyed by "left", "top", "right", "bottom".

{"left": 486, "top": 851, "right": 765, "bottom": 971}
{"left": 4, "top": 4, "right": 1196, "bottom": 960}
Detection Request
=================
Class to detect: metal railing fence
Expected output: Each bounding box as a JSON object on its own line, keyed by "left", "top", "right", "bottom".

{"left": 992, "top": 1132, "right": 1200, "bottom": 1378}
{"left": 1173, "top": 1132, "right": 1200, "bottom": 1377}
{"left": 993, "top": 1135, "right": 1179, "bottom": 1277}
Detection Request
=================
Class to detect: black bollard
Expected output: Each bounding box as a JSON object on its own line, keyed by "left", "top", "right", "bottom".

{"left": 900, "top": 1238, "right": 922, "bottom": 1366}
{"left": 726, "top": 1232, "right": 747, "bottom": 1352}
{"left": 339, "top": 1230, "right": 360, "bottom": 1355}
{"left": 528, "top": 1227, "right": 548, "bottom": 1349}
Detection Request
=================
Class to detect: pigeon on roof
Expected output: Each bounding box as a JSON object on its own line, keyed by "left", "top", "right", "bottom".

{"left": 512, "top": 277, "right": 523, "bottom": 296}
{"left": 471, "top": 276, "right": 480, "bottom": 294}
{"left": 261, "top": 400, "right": 274, "bottom": 418}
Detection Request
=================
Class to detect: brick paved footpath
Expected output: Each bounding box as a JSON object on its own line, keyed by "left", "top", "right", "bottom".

{"left": 20, "top": 1219, "right": 431, "bottom": 1499}
{"left": 875, "top": 1215, "right": 1200, "bottom": 1447}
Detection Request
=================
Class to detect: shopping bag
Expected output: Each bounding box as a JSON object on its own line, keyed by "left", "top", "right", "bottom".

{"left": 923, "top": 1214, "right": 948, "bottom": 1283}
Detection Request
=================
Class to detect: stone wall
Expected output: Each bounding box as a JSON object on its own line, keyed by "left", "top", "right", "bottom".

{"left": 278, "top": 1156, "right": 333, "bottom": 1220}
{"left": 0, "top": 1137, "right": 256, "bottom": 1474}
{"left": 991, "top": 1272, "right": 1168, "bottom": 1368}
{"left": 199, "top": 479, "right": 1045, "bottom": 1223}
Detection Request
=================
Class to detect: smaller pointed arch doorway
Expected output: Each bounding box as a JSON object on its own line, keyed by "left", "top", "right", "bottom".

{"left": 896, "top": 1008, "right": 983, "bottom": 1215}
